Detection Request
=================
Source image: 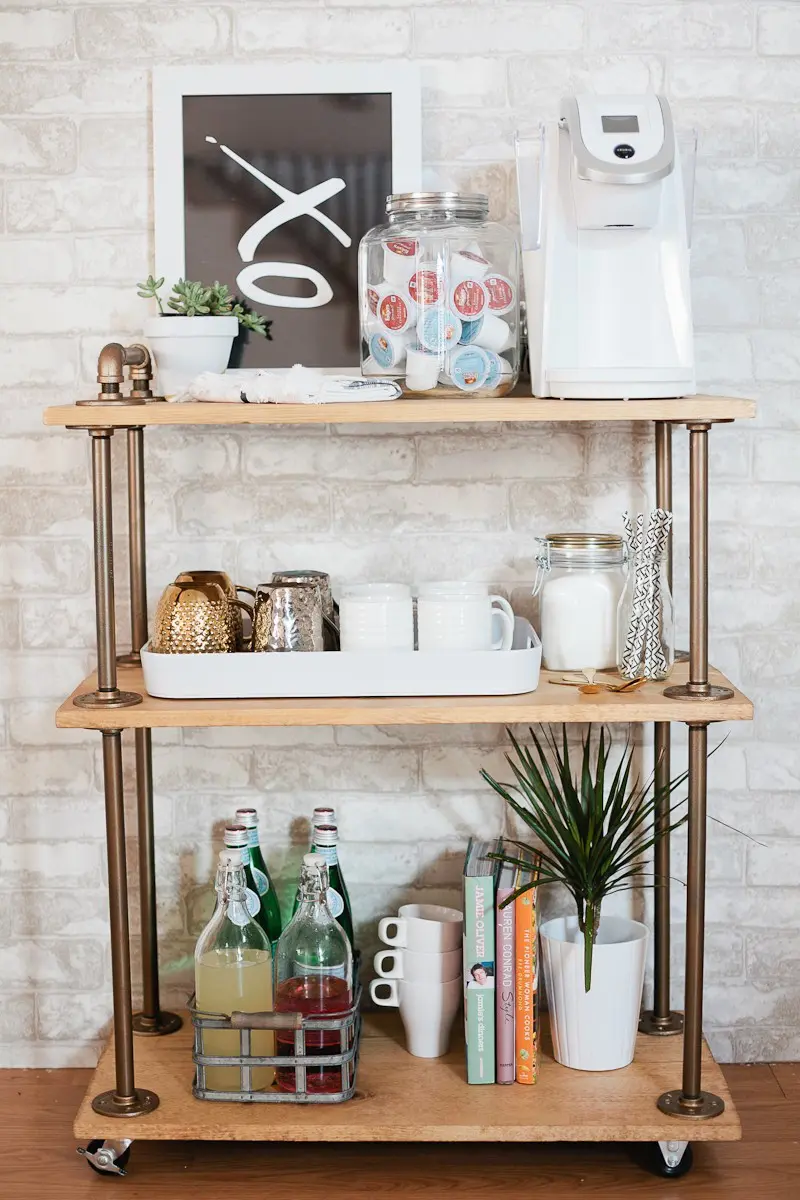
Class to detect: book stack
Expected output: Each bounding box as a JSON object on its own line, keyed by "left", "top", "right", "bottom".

{"left": 463, "top": 838, "right": 539, "bottom": 1085}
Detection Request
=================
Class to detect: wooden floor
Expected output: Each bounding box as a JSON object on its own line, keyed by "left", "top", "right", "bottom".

{"left": 1, "top": 1062, "right": 797, "bottom": 1198}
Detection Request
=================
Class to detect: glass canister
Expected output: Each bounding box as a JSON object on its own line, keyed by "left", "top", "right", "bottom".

{"left": 616, "top": 548, "right": 675, "bottom": 681}
{"left": 533, "top": 534, "right": 626, "bottom": 672}
{"left": 359, "top": 192, "right": 520, "bottom": 396}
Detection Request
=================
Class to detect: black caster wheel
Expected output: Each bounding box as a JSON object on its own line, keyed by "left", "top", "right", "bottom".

{"left": 77, "top": 1139, "right": 132, "bottom": 1176}
{"left": 654, "top": 1140, "right": 693, "bottom": 1178}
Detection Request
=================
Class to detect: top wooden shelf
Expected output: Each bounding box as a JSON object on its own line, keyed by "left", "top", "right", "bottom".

{"left": 43, "top": 393, "right": 756, "bottom": 429}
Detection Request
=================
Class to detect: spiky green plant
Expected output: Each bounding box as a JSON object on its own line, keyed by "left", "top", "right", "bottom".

{"left": 481, "top": 725, "right": 690, "bottom": 993}
{"left": 136, "top": 277, "right": 271, "bottom": 338}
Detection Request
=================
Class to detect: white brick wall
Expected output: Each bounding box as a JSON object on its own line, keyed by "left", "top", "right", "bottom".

{"left": 0, "top": 1, "right": 798, "bottom": 1066}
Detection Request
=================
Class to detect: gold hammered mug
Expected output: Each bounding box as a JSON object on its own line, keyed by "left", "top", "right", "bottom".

{"left": 151, "top": 581, "right": 252, "bottom": 654}
{"left": 175, "top": 570, "right": 255, "bottom": 650}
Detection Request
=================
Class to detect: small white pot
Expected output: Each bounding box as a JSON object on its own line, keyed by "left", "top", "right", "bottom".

{"left": 143, "top": 315, "right": 239, "bottom": 397}
{"left": 540, "top": 914, "right": 648, "bottom": 1072}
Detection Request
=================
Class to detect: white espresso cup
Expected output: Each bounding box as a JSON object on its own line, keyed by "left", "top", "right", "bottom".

{"left": 378, "top": 903, "right": 463, "bottom": 953}
{"left": 373, "top": 946, "right": 462, "bottom": 984}
{"left": 416, "top": 586, "right": 514, "bottom": 652}
{"left": 369, "top": 975, "right": 462, "bottom": 1058}
{"left": 339, "top": 583, "right": 414, "bottom": 652}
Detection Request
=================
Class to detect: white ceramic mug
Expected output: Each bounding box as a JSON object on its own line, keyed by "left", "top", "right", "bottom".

{"left": 378, "top": 903, "right": 463, "bottom": 953}
{"left": 339, "top": 583, "right": 414, "bottom": 652}
{"left": 373, "top": 946, "right": 462, "bottom": 984}
{"left": 416, "top": 587, "right": 514, "bottom": 652}
{"left": 369, "top": 975, "right": 462, "bottom": 1058}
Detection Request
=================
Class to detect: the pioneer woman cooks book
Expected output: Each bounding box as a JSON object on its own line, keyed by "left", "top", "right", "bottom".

{"left": 463, "top": 838, "right": 497, "bottom": 1084}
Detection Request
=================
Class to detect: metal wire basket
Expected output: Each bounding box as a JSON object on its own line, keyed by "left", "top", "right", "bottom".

{"left": 189, "top": 984, "right": 362, "bottom": 1104}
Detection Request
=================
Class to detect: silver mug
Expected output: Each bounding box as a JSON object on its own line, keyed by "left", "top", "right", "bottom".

{"left": 271, "top": 569, "right": 339, "bottom": 649}
{"left": 252, "top": 581, "right": 325, "bottom": 652}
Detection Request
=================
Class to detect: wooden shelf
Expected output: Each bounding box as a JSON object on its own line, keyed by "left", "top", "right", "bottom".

{"left": 43, "top": 393, "right": 756, "bottom": 429}
{"left": 57, "top": 661, "right": 753, "bottom": 730}
{"left": 75, "top": 1011, "right": 741, "bottom": 1144}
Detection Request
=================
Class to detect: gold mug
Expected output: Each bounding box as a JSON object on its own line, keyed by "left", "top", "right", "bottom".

{"left": 174, "top": 570, "right": 255, "bottom": 650}
{"left": 151, "top": 581, "right": 251, "bottom": 654}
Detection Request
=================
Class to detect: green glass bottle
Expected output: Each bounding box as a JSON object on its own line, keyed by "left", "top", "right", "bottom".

{"left": 222, "top": 824, "right": 279, "bottom": 949}
{"left": 310, "top": 824, "right": 355, "bottom": 949}
{"left": 234, "top": 807, "right": 282, "bottom": 949}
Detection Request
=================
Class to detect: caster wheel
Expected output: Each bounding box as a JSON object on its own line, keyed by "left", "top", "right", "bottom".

{"left": 654, "top": 1141, "right": 693, "bottom": 1178}
{"left": 77, "top": 1139, "right": 132, "bottom": 1176}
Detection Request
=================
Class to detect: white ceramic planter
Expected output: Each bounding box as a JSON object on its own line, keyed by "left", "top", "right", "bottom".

{"left": 540, "top": 914, "right": 648, "bottom": 1072}
{"left": 144, "top": 315, "right": 239, "bottom": 397}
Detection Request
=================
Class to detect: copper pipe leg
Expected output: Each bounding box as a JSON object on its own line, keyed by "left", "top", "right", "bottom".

{"left": 664, "top": 423, "right": 732, "bottom": 703}
{"left": 92, "top": 730, "right": 159, "bottom": 1118}
{"left": 657, "top": 722, "right": 724, "bottom": 1121}
{"left": 132, "top": 727, "right": 182, "bottom": 1037}
{"left": 640, "top": 423, "right": 683, "bottom": 1036}
{"left": 74, "top": 430, "right": 141, "bottom": 710}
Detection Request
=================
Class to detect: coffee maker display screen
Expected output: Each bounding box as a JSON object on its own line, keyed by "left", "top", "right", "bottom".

{"left": 601, "top": 114, "right": 639, "bottom": 134}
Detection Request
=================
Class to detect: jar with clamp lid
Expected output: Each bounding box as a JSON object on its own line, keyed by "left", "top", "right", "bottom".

{"left": 532, "top": 534, "right": 626, "bottom": 672}
{"left": 359, "top": 192, "right": 520, "bottom": 396}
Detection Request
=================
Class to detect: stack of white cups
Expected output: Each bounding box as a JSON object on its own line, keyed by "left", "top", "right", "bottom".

{"left": 369, "top": 903, "right": 464, "bottom": 1058}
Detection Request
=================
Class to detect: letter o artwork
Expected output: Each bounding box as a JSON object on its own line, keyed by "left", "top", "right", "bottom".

{"left": 236, "top": 263, "right": 334, "bottom": 310}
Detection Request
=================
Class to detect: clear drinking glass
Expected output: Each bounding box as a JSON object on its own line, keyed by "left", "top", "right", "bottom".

{"left": 616, "top": 552, "right": 675, "bottom": 680}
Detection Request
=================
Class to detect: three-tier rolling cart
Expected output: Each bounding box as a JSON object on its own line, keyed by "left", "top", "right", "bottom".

{"left": 44, "top": 345, "right": 755, "bottom": 1178}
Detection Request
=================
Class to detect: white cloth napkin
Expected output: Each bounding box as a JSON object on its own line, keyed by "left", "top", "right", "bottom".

{"left": 170, "top": 365, "right": 402, "bottom": 404}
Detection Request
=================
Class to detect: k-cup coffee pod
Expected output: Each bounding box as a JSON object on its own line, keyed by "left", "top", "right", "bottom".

{"left": 408, "top": 265, "right": 444, "bottom": 306}
{"left": 449, "top": 345, "right": 490, "bottom": 392}
{"left": 459, "top": 316, "right": 485, "bottom": 345}
{"left": 483, "top": 351, "right": 513, "bottom": 390}
{"left": 405, "top": 346, "right": 441, "bottom": 392}
{"left": 382, "top": 238, "right": 419, "bottom": 286}
{"left": 417, "top": 306, "right": 463, "bottom": 353}
{"left": 483, "top": 273, "right": 516, "bottom": 315}
{"left": 474, "top": 312, "right": 512, "bottom": 353}
{"left": 366, "top": 282, "right": 392, "bottom": 318}
{"left": 449, "top": 248, "right": 490, "bottom": 285}
{"left": 450, "top": 278, "right": 488, "bottom": 322}
{"left": 377, "top": 289, "right": 417, "bottom": 335}
{"left": 363, "top": 354, "right": 394, "bottom": 377}
{"left": 369, "top": 329, "right": 414, "bottom": 370}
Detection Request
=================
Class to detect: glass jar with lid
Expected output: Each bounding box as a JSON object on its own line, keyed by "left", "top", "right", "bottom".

{"left": 359, "top": 192, "right": 520, "bottom": 396}
{"left": 532, "top": 534, "right": 626, "bottom": 672}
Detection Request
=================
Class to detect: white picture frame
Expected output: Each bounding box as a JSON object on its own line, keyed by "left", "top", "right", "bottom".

{"left": 152, "top": 63, "right": 422, "bottom": 369}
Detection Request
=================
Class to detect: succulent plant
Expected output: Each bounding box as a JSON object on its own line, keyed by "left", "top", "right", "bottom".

{"left": 136, "top": 276, "right": 271, "bottom": 338}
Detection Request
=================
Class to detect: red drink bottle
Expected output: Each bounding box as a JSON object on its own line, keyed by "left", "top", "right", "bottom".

{"left": 274, "top": 853, "right": 354, "bottom": 1094}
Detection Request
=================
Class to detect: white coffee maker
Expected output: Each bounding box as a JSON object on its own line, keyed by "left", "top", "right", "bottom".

{"left": 517, "top": 94, "right": 695, "bottom": 399}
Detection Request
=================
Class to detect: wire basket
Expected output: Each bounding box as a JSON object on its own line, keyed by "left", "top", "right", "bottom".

{"left": 189, "top": 984, "right": 362, "bottom": 1104}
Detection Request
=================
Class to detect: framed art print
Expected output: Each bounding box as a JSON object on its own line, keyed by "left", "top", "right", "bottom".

{"left": 152, "top": 64, "right": 422, "bottom": 369}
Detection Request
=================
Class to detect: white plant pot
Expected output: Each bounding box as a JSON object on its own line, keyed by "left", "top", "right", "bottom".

{"left": 540, "top": 915, "right": 648, "bottom": 1072}
{"left": 144, "top": 315, "right": 239, "bottom": 397}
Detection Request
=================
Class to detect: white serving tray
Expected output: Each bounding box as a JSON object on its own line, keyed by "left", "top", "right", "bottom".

{"left": 141, "top": 619, "right": 541, "bottom": 700}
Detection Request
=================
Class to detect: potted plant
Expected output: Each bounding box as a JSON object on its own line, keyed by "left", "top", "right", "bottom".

{"left": 481, "top": 725, "right": 688, "bottom": 1072}
{"left": 137, "top": 276, "right": 271, "bottom": 396}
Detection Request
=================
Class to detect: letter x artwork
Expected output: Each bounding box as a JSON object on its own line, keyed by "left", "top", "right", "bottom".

{"left": 180, "top": 92, "right": 394, "bottom": 369}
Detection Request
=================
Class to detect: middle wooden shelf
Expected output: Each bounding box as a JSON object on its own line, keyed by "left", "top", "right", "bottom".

{"left": 57, "top": 661, "right": 753, "bottom": 731}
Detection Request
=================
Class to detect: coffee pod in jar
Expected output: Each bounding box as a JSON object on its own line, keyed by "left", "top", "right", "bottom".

{"left": 474, "top": 312, "right": 512, "bottom": 353}
{"left": 448, "top": 345, "right": 490, "bottom": 392}
{"left": 377, "top": 288, "right": 417, "bottom": 335}
{"left": 369, "top": 329, "right": 415, "bottom": 370}
{"left": 382, "top": 238, "right": 419, "bottom": 286}
{"left": 405, "top": 346, "right": 441, "bottom": 392}
{"left": 483, "top": 351, "right": 513, "bottom": 391}
{"left": 449, "top": 278, "right": 488, "bottom": 325}
{"left": 408, "top": 264, "right": 444, "bottom": 307}
{"left": 417, "top": 305, "right": 462, "bottom": 354}
{"left": 365, "top": 281, "right": 392, "bottom": 319}
{"left": 449, "top": 248, "right": 490, "bottom": 284}
{"left": 483, "top": 273, "right": 516, "bottom": 316}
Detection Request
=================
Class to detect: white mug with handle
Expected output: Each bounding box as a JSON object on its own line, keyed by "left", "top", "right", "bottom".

{"left": 416, "top": 585, "right": 514, "bottom": 652}
{"left": 369, "top": 975, "right": 462, "bottom": 1058}
{"left": 377, "top": 904, "right": 463, "bottom": 954}
{"left": 373, "top": 946, "right": 462, "bottom": 984}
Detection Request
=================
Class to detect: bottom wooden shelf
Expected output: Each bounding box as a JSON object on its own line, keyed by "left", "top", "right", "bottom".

{"left": 74, "top": 1012, "right": 741, "bottom": 1144}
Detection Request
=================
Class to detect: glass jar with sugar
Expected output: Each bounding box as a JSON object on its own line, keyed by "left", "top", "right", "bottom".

{"left": 533, "top": 534, "right": 626, "bottom": 672}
